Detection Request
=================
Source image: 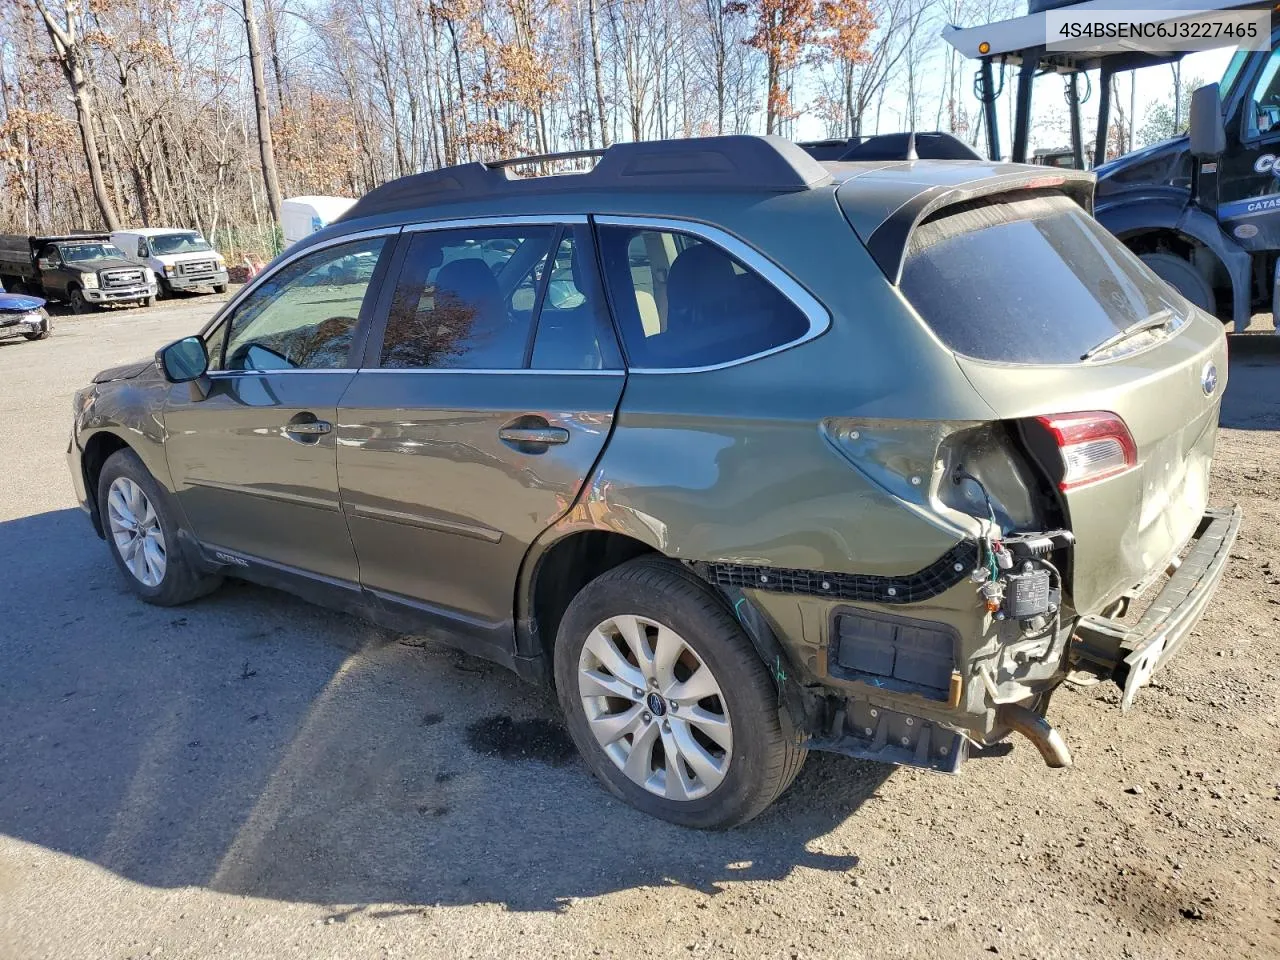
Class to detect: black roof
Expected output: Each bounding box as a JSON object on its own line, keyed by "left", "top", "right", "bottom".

{"left": 338, "top": 136, "right": 832, "bottom": 223}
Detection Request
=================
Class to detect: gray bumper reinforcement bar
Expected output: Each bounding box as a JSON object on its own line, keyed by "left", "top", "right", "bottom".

{"left": 1071, "top": 505, "right": 1242, "bottom": 712}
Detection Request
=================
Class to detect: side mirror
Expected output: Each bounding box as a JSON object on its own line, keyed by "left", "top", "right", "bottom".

{"left": 37, "top": 258, "right": 53, "bottom": 270}
{"left": 1189, "top": 83, "right": 1226, "bottom": 158}
{"left": 157, "top": 336, "right": 209, "bottom": 383}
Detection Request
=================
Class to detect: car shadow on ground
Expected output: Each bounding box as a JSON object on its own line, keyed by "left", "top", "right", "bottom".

{"left": 1222, "top": 334, "right": 1280, "bottom": 430}
{"left": 0, "top": 507, "right": 886, "bottom": 913}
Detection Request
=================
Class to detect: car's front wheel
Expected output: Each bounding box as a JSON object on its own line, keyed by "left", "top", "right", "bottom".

{"left": 97, "top": 448, "right": 222, "bottom": 605}
{"left": 555, "top": 558, "right": 806, "bottom": 829}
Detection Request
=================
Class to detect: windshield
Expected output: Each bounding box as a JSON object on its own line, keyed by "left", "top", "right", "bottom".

{"left": 150, "top": 232, "right": 213, "bottom": 255}
{"left": 900, "top": 193, "right": 1182, "bottom": 365}
{"left": 1220, "top": 47, "right": 1251, "bottom": 102}
{"left": 59, "top": 243, "right": 126, "bottom": 263}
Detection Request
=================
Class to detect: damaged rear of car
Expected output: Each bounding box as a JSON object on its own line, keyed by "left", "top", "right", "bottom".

{"left": 803, "top": 166, "right": 1227, "bottom": 760}
{"left": 572, "top": 158, "right": 1238, "bottom": 819}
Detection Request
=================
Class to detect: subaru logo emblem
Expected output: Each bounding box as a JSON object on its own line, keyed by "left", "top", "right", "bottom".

{"left": 1201, "top": 361, "right": 1218, "bottom": 397}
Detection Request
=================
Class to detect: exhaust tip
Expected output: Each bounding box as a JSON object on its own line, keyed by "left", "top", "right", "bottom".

{"left": 996, "top": 703, "right": 1073, "bottom": 768}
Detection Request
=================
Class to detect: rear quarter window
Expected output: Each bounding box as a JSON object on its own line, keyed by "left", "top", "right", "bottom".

{"left": 597, "top": 225, "right": 813, "bottom": 369}
{"left": 900, "top": 193, "right": 1178, "bottom": 365}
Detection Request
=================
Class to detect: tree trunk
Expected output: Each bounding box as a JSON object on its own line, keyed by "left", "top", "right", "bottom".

{"left": 32, "top": 1, "right": 121, "bottom": 231}
{"left": 765, "top": 55, "right": 779, "bottom": 135}
{"left": 243, "top": 0, "right": 283, "bottom": 233}
{"left": 587, "top": 0, "right": 610, "bottom": 147}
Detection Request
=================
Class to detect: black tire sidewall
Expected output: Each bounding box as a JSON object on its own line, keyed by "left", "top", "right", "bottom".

{"left": 1139, "top": 252, "right": 1215, "bottom": 315}
{"left": 554, "top": 561, "right": 786, "bottom": 829}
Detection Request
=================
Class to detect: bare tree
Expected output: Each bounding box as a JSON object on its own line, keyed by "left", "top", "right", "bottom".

{"left": 243, "top": 0, "right": 283, "bottom": 231}
{"left": 28, "top": 0, "right": 121, "bottom": 230}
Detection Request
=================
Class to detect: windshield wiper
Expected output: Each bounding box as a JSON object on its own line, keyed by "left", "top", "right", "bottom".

{"left": 1080, "top": 309, "right": 1175, "bottom": 361}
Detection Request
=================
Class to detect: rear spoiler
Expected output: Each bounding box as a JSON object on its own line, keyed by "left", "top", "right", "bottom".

{"left": 859, "top": 168, "right": 1095, "bottom": 285}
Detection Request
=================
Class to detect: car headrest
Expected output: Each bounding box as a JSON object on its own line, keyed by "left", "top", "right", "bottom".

{"left": 666, "top": 243, "right": 736, "bottom": 323}
{"left": 434, "top": 258, "right": 500, "bottom": 311}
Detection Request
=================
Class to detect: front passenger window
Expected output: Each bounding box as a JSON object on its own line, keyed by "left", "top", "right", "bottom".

{"left": 221, "top": 236, "right": 386, "bottom": 371}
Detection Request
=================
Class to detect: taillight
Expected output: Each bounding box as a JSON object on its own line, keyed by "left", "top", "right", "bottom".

{"left": 1034, "top": 411, "right": 1137, "bottom": 491}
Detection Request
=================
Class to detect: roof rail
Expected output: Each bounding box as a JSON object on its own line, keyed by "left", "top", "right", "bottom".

{"left": 487, "top": 148, "right": 607, "bottom": 169}
{"left": 338, "top": 135, "right": 832, "bottom": 223}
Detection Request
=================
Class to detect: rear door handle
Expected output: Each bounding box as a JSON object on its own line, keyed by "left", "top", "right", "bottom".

{"left": 498, "top": 426, "right": 570, "bottom": 445}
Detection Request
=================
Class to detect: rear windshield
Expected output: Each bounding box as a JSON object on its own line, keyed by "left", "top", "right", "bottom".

{"left": 900, "top": 193, "right": 1178, "bottom": 364}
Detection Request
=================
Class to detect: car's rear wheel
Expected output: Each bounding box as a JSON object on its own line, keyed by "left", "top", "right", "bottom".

{"left": 97, "top": 448, "right": 222, "bottom": 605}
{"left": 555, "top": 558, "right": 806, "bottom": 829}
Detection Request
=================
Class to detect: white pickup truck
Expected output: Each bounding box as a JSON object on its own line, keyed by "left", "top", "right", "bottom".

{"left": 110, "top": 228, "right": 229, "bottom": 298}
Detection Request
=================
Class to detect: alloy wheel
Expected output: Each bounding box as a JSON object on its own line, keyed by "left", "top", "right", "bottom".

{"left": 106, "top": 476, "right": 167, "bottom": 587}
{"left": 577, "top": 614, "right": 733, "bottom": 801}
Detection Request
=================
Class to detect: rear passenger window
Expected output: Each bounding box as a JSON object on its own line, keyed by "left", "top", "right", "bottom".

{"left": 379, "top": 226, "right": 556, "bottom": 369}
{"left": 597, "top": 226, "right": 810, "bottom": 369}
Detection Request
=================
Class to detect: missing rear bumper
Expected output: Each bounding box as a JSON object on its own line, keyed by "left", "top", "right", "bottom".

{"left": 1071, "top": 505, "right": 1242, "bottom": 711}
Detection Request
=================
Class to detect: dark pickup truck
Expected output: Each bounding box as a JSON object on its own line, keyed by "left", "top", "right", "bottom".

{"left": 0, "top": 234, "right": 157, "bottom": 313}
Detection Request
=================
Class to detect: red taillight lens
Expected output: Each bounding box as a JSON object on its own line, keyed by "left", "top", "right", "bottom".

{"left": 1035, "top": 411, "right": 1137, "bottom": 491}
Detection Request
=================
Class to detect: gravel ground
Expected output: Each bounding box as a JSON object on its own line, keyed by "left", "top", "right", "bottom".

{"left": 1, "top": 298, "right": 1277, "bottom": 960}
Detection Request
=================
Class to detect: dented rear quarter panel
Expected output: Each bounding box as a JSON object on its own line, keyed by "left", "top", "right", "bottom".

{"left": 552, "top": 185, "right": 999, "bottom": 579}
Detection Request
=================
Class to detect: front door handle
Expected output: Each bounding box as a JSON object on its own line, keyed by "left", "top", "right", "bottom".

{"left": 499, "top": 426, "right": 570, "bottom": 445}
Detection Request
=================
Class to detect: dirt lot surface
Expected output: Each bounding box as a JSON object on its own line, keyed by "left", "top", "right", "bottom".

{"left": 1, "top": 298, "right": 1277, "bottom": 960}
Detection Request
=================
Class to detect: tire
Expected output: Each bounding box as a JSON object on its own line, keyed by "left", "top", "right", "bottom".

{"left": 97, "top": 448, "right": 222, "bottom": 606}
{"left": 22, "top": 329, "right": 49, "bottom": 341}
{"left": 213, "top": 283, "right": 228, "bottom": 294}
{"left": 141, "top": 296, "right": 155, "bottom": 308}
{"left": 1139, "top": 252, "right": 1216, "bottom": 317}
{"left": 67, "top": 286, "right": 89, "bottom": 315}
{"left": 555, "top": 557, "right": 806, "bottom": 829}
{"left": 157, "top": 278, "right": 173, "bottom": 300}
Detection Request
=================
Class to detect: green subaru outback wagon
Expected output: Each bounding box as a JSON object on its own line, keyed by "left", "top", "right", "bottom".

{"left": 69, "top": 136, "right": 1239, "bottom": 828}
